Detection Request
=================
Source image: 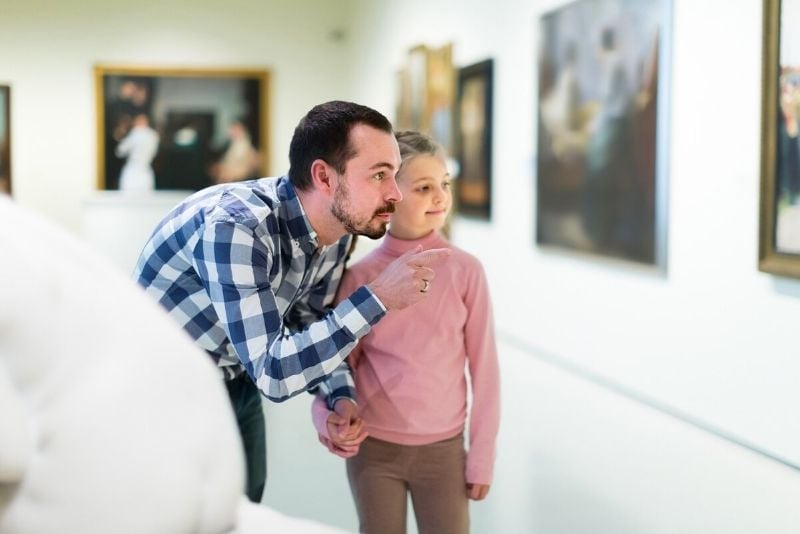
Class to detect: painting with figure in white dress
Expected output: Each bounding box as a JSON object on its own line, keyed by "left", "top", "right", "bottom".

{"left": 536, "top": 0, "right": 671, "bottom": 267}
{"left": 760, "top": 0, "right": 800, "bottom": 278}
{"left": 95, "top": 66, "right": 269, "bottom": 192}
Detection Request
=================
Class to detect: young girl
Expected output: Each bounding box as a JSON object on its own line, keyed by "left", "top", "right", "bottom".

{"left": 312, "top": 131, "right": 500, "bottom": 534}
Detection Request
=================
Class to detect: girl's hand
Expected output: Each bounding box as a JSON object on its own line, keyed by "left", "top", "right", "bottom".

{"left": 466, "top": 483, "right": 490, "bottom": 501}
{"left": 317, "top": 433, "right": 360, "bottom": 459}
{"left": 325, "top": 399, "right": 368, "bottom": 455}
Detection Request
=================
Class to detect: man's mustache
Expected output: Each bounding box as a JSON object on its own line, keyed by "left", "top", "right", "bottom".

{"left": 374, "top": 204, "right": 396, "bottom": 216}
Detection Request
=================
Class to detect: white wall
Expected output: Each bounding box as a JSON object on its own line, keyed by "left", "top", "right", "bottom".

{"left": 348, "top": 0, "right": 800, "bottom": 469}
{"left": 493, "top": 344, "right": 800, "bottom": 534}
{"left": 0, "top": 0, "right": 357, "bottom": 233}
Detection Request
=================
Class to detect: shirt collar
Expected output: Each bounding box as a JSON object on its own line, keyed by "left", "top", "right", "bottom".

{"left": 276, "top": 176, "right": 319, "bottom": 252}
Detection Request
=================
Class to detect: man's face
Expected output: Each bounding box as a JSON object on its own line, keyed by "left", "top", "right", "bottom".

{"left": 330, "top": 124, "right": 402, "bottom": 239}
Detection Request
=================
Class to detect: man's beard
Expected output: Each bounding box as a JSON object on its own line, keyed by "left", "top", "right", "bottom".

{"left": 331, "top": 181, "right": 395, "bottom": 239}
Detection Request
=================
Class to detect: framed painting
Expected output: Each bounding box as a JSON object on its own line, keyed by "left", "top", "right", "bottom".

{"left": 759, "top": 0, "right": 800, "bottom": 278}
{"left": 395, "top": 43, "right": 456, "bottom": 155}
{"left": 395, "top": 66, "right": 414, "bottom": 132}
{"left": 0, "top": 85, "right": 10, "bottom": 195}
{"left": 536, "top": 0, "right": 672, "bottom": 267}
{"left": 95, "top": 65, "right": 270, "bottom": 192}
{"left": 407, "top": 45, "right": 428, "bottom": 132}
{"left": 455, "top": 59, "right": 493, "bottom": 219}
{"left": 425, "top": 43, "right": 456, "bottom": 155}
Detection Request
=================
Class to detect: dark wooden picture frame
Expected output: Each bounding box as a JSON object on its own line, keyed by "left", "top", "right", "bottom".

{"left": 455, "top": 59, "right": 493, "bottom": 220}
{"left": 95, "top": 65, "right": 270, "bottom": 192}
{"left": 759, "top": 0, "right": 800, "bottom": 278}
{"left": 0, "top": 85, "right": 10, "bottom": 196}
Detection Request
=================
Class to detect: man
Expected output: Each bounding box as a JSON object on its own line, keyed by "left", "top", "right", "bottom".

{"left": 133, "top": 101, "right": 449, "bottom": 502}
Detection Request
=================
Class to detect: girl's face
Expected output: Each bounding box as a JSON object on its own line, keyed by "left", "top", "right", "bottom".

{"left": 389, "top": 154, "right": 451, "bottom": 240}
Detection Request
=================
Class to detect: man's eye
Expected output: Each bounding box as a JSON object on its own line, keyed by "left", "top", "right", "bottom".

{"left": 374, "top": 172, "right": 385, "bottom": 181}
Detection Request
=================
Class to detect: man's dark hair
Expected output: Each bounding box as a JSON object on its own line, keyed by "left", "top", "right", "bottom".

{"left": 288, "top": 100, "right": 393, "bottom": 190}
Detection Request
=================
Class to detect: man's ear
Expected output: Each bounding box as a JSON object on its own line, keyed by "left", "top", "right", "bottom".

{"left": 310, "top": 159, "right": 336, "bottom": 196}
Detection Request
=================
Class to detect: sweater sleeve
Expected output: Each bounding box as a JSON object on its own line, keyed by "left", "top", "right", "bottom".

{"left": 310, "top": 394, "right": 332, "bottom": 439}
{"left": 463, "top": 259, "right": 501, "bottom": 485}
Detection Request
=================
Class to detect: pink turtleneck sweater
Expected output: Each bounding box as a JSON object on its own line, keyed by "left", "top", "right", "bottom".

{"left": 313, "top": 230, "right": 500, "bottom": 485}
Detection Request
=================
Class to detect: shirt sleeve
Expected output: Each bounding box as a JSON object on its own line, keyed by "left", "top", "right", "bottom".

{"left": 463, "top": 259, "right": 501, "bottom": 485}
{"left": 195, "top": 219, "right": 385, "bottom": 402}
{"left": 316, "top": 266, "right": 367, "bottom": 409}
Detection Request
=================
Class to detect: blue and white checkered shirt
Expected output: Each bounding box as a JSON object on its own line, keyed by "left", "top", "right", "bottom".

{"left": 133, "top": 176, "right": 385, "bottom": 403}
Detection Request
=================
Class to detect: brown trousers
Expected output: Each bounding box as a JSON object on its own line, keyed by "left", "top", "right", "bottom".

{"left": 346, "top": 433, "right": 469, "bottom": 534}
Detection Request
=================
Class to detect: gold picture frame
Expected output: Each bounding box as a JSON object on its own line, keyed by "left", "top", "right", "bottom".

{"left": 95, "top": 64, "right": 270, "bottom": 191}
{"left": 759, "top": 0, "right": 800, "bottom": 277}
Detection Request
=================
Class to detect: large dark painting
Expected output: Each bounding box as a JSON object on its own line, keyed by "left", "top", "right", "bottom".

{"left": 536, "top": 0, "right": 671, "bottom": 266}
{"left": 95, "top": 65, "right": 269, "bottom": 192}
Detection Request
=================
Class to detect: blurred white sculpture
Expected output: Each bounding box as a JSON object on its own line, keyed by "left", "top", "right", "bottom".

{"left": 0, "top": 196, "right": 347, "bottom": 534}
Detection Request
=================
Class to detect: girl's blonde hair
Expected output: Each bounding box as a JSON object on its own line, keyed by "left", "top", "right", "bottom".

{"left": 395, "top": 131, "right": 445, "bottom": 174}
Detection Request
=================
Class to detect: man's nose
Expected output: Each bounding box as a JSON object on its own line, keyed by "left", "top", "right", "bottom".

{"left": 385, "top": 177, "right": 402, "bottom": 203}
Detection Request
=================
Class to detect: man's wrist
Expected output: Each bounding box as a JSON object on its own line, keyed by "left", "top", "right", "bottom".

{"left": 325, "top": 384, "right": 357, "bottom": 410}
{"left": 331, "top": 396, "right": 357, "bottom": 410}
{"left": 365, "top": 282, "right": 385, "bottom": 309}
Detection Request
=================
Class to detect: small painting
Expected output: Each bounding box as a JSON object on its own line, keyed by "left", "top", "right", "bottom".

{"left": 0, "top": 85, "right": 10, "bottom": 196}
{"left": 455, "top": 59, "right": 493, "bottom": 219}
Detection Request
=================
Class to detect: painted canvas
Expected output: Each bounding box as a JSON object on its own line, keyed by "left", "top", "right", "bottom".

{"left": 455, "top": 59, "right": 493, "bottom": 219}
{"left": 395, "top": 43, "right": 456, "bottom": 154}
{"left": 536, "top": 0, "right": 671, "bottom": 266}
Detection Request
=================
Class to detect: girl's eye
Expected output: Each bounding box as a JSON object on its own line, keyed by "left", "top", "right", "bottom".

{"left": 417, "top": 185, "right": 430, "bottom": 192}
{"left": 443, "top": 181, "right": 452, "bottom": 189}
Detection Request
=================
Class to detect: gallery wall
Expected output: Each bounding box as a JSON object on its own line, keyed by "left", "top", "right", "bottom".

{"left": 0, "top": 0, "right": 358, "bottom": 232}
{"left": 347, "top": 0, "right": 800, "bottom": 468}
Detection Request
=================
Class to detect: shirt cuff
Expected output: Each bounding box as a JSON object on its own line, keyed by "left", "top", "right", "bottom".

{"left": 335, "top": 285, "right": 386, "bottom": 339}
{"left": 326, "top": 386, "right": 357, "bottom": 411}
